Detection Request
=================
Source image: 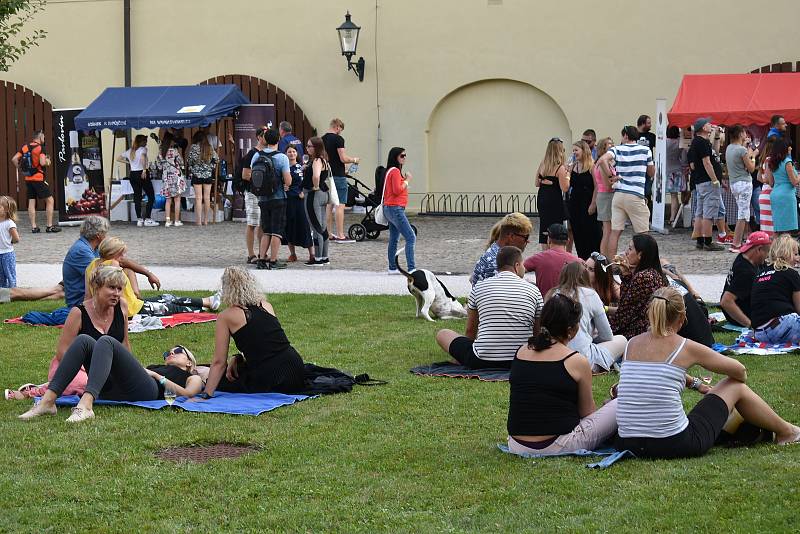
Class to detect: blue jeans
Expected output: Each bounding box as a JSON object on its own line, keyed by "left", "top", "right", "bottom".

{"left": 384, "top": 205, "right": 416, "bottom": 271}
{"left": 0, "top": 250, "right": 16, "bottom": 288}
{"left": 756, "top": 313, "right": 800, "bottom": 344}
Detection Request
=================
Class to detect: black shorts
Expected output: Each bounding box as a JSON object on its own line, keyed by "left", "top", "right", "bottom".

{"left": 615, "top": 393, "right": 729, "bottom": 459}
{"left": 259, "top": 198, "right": 287, "bottom": 238}
{"left": 448, "top": 336, "right": 512, "bottom": 370}
{"left": 191, "top": 176, "right": 215, "bottom": 186}
{"left": 26, "top": 180, "right": 52, "bottom": 200}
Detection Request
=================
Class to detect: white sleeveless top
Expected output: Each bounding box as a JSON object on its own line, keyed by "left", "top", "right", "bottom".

{"left": 616, "top": 337, "right": 689, "bottom": 438}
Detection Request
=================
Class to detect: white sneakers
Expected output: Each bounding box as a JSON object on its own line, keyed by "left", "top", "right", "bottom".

{"left": 18, "top": 402, "right": 95, "bottom": 422}
{"left": 208, "top": 290, "right": 222, "bottom": 311}
{"left": 137, "top": 219, "right": 144, "bottom": 227}
{"left": 18, "top": 402, "right": 57, "bottom": 420}
{"left": 65, "top": 406, "right": 95, "bottom": 423}
{"left": 143, "top": 219, "right": 159, "bottom": 227}
{"left": 165, "top": 219, "right": 172, "bottom": 227}
{"left": 173, "top": 220, "right": 184, "bottom": 227}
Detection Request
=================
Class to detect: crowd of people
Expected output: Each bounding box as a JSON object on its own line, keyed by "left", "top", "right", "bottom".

{"left": 5, "top": 114, "right": 800, "bottom": 459}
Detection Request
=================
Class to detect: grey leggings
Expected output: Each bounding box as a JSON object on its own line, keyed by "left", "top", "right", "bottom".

{"left": 304, "top": 189, "right": 329, "bottom": 260}
{"left": 48, "top": 334, "right": 160, "bottom": 401}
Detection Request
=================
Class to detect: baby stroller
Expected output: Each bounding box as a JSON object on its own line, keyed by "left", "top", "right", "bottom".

{"left": 346, "top": 166, "right": 418, "bottom": 242}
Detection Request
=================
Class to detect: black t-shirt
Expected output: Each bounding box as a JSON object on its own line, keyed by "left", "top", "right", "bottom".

{"left": 236, "top": 148, "right": 258, "bottom": 192}
{"left": 322, "top": 132, "right": 346, "bottom": 177}
{"left": 749, "top": 265, "right": 800, "bottom": 327}
{"left": 721, "top": 254, "right": 761, "bottom": 325}
{"left": 689, "top": 136, "right": 719, "bottom": 185}
{"left": 637, "top": 131, "right": 656, "bottom": 153}
{"left": 146, "top": 364, "right": 192, "bottom": 398}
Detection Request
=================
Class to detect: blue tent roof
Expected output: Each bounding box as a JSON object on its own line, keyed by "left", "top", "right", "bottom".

{"left": 74, "top": 84, "right": 250, "bottom": 130}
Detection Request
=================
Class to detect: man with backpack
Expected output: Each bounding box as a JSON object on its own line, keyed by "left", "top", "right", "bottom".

{"left": 238, "top": 127, "right": 266, "bottom": 264}
{"left": 11, "top": 130, "right": 61, "bottom": 233}
{"left": 247, "top": 128, "right": 291, "bottom": 270}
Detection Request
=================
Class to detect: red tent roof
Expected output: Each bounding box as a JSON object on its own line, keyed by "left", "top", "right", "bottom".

{"left": 667, "top": 73, "right": 800, "bottom": 127}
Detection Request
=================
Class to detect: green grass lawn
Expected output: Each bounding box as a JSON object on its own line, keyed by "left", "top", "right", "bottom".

{"left": 1, "top": 293, "right": 799, "bottom": 532}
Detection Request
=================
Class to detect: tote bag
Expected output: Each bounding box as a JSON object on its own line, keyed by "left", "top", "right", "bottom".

{"left": 374, "top": 166, "right": 396, "bottom": 226}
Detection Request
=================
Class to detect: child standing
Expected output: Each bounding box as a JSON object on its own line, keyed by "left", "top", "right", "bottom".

{"left": 0, "top": 196, "right": 20, "bottom": 288}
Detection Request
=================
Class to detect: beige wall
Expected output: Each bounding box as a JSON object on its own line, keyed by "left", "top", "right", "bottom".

{"left": 6, "top": 0, "right": 800, "bottom": 209}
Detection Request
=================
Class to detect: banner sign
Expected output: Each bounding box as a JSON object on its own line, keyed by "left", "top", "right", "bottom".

{"left": 52, "top": 108, "right": 105, "bottom": 221}
{"left": 231, "top": 104, "right": 276, "bottom": 218}
{"left": 651, "top": 98, "right": 668, "bottom": 233}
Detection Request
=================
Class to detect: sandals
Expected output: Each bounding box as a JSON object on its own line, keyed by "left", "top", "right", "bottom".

{"left": 31, "top": 227, "right": 41, "bottom": 233}
{"left": 287, "top": 254, "right": 298, "bottom": 263}
{"left": 246, "top": 255, "right": 258, "bottom": 264}
{"left": 45, "top": 226, "right": 62, "bottom": 233}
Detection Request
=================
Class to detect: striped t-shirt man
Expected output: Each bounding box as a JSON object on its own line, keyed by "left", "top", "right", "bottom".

{"left": 468, "top": 271, "right": 543, "bottom": 361}
{"left": 609, "top": 143, "right": 654, "bottom": 198}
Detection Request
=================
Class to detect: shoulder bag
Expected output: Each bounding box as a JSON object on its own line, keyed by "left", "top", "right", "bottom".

{"left": 374, "top": 166, "right": 395, "bottom": 226}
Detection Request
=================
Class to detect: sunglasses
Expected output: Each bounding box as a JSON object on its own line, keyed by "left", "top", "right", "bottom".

{"left": 590, "top": 251, "right": 607, "bottom": 263}
{"left": 514, "top": 232, "right": 530, "bottom": 242}
{"left": 550, "top": 137, "right": 563, "bottom": 143}
{"left": 163, "top": 345, "right": 188, "bottom": 360}
{"left": 399, "top": 154, "right": 407, "bottom": 158}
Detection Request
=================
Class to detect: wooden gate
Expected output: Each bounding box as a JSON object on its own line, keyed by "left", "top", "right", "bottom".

{"left": 0, "top": 81, "right": 54, "bottom": 209}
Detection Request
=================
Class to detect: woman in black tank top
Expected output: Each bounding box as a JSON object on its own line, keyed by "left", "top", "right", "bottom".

{"left": 17, "top": 266, "right": 204, "bottom": 422}
{"left": 535, "top": 139, "right": 569, "bottom": 247}
{"left": 204, "top": 267, "right": 306, "bottom": 397}
{"left": 507, "top": 294, "right": 618, "bottom": 455}
{"left": 566, "top": 140, "right": 602, "bottom": 259}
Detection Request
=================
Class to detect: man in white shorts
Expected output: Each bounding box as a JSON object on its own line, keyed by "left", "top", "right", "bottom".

{"left": 597, "top": 125, "right": 655, "bottom": 256}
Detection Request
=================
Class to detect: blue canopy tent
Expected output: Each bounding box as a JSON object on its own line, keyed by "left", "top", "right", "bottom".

{"left": 75, "top": 84, "right": 250, "bottom": 130}
{"left": 74, "top": 84, "right": 249, "bottom": 214}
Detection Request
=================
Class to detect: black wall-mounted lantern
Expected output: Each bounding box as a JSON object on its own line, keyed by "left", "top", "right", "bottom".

{"left": 336, "top": 11, "right": 365, "bottom": 82}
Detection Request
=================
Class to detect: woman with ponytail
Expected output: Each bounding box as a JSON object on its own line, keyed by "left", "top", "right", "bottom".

{"left": 615, "top": 287, "right": 800, "bottom": 458}
{"left": 507, "top": 294, "right": 619, "bottom": 455}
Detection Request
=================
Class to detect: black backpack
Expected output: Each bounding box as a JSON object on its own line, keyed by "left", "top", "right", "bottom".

{"left": 19, "top": 144, "right": 37, "bottom": 177}
{"left": 250, "top": 150, "right": 282, "bottom": 197}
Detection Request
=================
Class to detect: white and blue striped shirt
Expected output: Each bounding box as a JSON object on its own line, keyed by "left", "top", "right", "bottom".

{"left": 616, "top": 338, "right": 689, "bottom": 438}
{"left": 609, "top": 143, "right": 653, "bottom": 198}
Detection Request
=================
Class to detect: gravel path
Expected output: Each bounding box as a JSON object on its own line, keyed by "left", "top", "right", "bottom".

{"left": 12, "top": 215, "right": 731, "bottom": 275}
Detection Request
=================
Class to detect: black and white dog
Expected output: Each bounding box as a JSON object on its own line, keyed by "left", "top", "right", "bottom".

{"left": 394, "top": 249, "right": 467, "bottom": 321}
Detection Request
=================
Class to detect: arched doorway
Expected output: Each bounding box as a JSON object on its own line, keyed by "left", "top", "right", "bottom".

{"left": 0, "top": 81, "right": 55, "bottom": 208}
{"left": 426, "top": 79, "right": 570, "bottom": 197}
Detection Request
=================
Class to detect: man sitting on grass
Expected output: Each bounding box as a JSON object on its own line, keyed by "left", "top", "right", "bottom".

{"left": 436, "top": 246, "right": 543, "bottom": 369}
{"left": 720, "top": 231, "right": 771, "bottom": 328}
{"left": 523, "top": 223, "right": 580, "bottom": 297}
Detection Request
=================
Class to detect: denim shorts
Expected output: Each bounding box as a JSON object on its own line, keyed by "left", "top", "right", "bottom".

{"left": 333, "top": 176, "right": 348, "bottom": 207}
{"left": 754, "top": 313, "right": 800, "bottom": 344}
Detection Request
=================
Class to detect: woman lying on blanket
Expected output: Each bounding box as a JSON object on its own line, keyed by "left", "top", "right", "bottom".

{"left": 202, "top": 266, "right": 305, "bottom": 397}
{"left": 85, "top": 237, "right": 220, "bottom": 318}
{"left": 748, "top": 234, "right": 800, "bottom": 344}
{"left": 18, "top": 265, "right": 204, "bottom": 422}
{"left": 507, "top": 293, "right": 618, "bottom": 456}
{"left": 614, "top": 286, "right": 800, "bottom": 458}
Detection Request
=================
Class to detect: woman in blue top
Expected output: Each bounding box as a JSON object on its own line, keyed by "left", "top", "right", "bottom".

{"left": 284, "top": 145, "right": 313, "bottom": 263}
{"left": 767, "top": 139, "right": 799, "bottom": 233}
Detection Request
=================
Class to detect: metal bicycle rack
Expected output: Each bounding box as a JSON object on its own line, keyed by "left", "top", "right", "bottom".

{"left": 419, "top": 192, "right": 537, "bottom": 217}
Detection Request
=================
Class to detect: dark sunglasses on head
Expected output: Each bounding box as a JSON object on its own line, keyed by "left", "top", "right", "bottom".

{"left": 163, "top": 345, "right": 188, "bottom": 360}
{"left": 590, "top": 251, "right": 608, "bottom": 263}
{"left": 550, "top": 137, "right": 563, "bottom": 143}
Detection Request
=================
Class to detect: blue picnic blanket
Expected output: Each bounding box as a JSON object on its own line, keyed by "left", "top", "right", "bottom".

{"left": 21, "top": 306, "right": 70, "bottom": 326}
{"left": 713, "top": 330, "right": 800, "bottom": 355}
{"left": 53, "top": 391, "right": 313, "bottom": 416}
{"left": 497, "top": 443, "right": 635, "bottom": 469}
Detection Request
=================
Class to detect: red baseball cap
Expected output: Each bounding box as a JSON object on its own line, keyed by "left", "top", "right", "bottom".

{"left": 738, "top": 231, "right": 771, "bottom": 253}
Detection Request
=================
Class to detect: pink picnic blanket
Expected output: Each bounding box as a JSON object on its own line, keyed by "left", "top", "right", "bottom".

{"left": 4, "top": 312, "right": 217, "bottom": 330}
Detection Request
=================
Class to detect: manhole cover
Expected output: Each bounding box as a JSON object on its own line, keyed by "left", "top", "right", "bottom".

{"left": 155, "top": 443, "right": 259, "bottom": 463}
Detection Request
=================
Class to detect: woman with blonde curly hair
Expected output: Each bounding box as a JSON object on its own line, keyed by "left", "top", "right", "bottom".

{"left": 470, "top": 212, "right": 532, "bottom": 285}
{"left": 203, "top": 266, "right": 306, "bottom": 397}
{"left": 749, "top": 234, "right": 800, "bottom": 343}
{"left": 615, "top": 286, "right": 800, "bottom": 457}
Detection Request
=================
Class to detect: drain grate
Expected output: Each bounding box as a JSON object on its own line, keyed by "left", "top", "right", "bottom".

{"left": 155, "top": 443, "right": 259, "bottom": 463}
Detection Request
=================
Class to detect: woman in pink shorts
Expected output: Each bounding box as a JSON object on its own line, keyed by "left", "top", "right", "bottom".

{"left": 592, "top": 137, "right": 615, "bottom": 257}
{"left": 507, "top": 293, "right": 617, "bottom": 455}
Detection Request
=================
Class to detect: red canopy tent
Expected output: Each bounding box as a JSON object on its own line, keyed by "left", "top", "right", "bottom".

{"left": 668, "top": 73, "right": 800, "bottom": 127}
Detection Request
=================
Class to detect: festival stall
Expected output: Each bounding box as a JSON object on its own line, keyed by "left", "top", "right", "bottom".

{"left": 64, "top": 84, "right": 249, "bottom": 219}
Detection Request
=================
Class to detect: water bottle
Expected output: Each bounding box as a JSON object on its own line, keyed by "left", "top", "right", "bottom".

{"left": 349, "top": 162, "right": 359, "bottom": 174}
{"left": 220, "top": 159, "right": 228, "bottom": 178}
